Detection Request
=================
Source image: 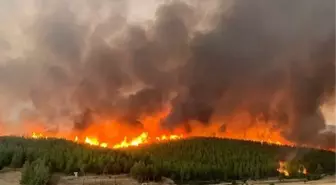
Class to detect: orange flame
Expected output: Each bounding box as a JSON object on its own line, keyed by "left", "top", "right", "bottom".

{"left": 27, "top": 119, "right": 331, "bottom": 151}
{"left": 277, "top": 161, "right": 289, "bottom": 176}
{"left": 84, "top": 137, "right": 99, "bottom": 146}
{"left": 31, "top": 132, "right": 45, "bottom": 139}
{"left": 83, "top": 137, "right": 108, "bottom": 148}
{"left": 100, "top": 142, "right": 108, "bottom": 148}
{"left": 112, "top": 132, "right": 184, "bottom": 149}
{"left": 298, "top": 165, "right": 308, "bottom": 175}
{"left": 156, "top": 134, "right": 183, "bottom": 141}
{"left": 24, "top": 109, "right": 334, "bottom": 151}
{"left": 30, "top": 131, "right": 183, "bottom": 149}
{"left": 113, "top": 132, "right": 149, "bottom": 149}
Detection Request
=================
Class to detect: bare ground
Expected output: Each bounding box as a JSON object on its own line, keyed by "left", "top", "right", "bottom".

{"left": 0, "top": 169, "right": 174, "bottom": 185}
{"left": 0, "top": 169, "right": 334, "bottom": 185}
{"left": 57, "top": 174, "right": 175, "bottom": 185}
{"left": 0, "top": 169, "right": 21, "bottom": 185}
{"left": 213, "top": 176, "right": 336, "bottom": 185}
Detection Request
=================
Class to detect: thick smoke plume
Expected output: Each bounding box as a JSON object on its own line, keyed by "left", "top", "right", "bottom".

{"left": 0, "top": 0, "right": 334, "bottom": 147}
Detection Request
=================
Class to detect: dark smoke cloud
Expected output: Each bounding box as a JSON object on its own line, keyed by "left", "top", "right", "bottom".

{"left": 162, "top": 0, "right": 335, "bottom": 147}
{"left": 0, "top": 0, "right": 334, "bottom": 147}
{"left": 35, "top": 2, "right": 85, "bottom": 63}
{"left": 73, "top": 108, "right": 93, "bottom": 130}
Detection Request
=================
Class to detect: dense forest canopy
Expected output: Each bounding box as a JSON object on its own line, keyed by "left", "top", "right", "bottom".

{"left": 0, "top": 136, "right": 334, "bottom": 185}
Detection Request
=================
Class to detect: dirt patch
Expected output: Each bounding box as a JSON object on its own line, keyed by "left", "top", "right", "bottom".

{"left": 0, "top": 169, "right": 174, "bottom": 185}
{"left": 58, "top": 174, "right": 175, "bottom": 185}
{"left": 0, "top": 169, "right": 333, "bottom": 185}
{"left": 213, "top": 176, "right": 336, "bottom": 185}
{"left": 0, "top": 169, "right": 21, "bottom": 185}
{"left": 277, "top": 176, "right": 335, "bottom": 185}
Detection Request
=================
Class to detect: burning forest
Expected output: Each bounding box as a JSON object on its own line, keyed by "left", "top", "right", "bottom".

{"left": 0, "top": 0, "right": 335, "bottom": 152}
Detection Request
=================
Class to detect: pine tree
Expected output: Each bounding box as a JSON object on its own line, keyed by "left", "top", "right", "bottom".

{"left": 30, "top": 159, "right": 51, "bottom": 185}
{"left": 20, "top": 161, "right": 33, "bottom": 185}
{"left": 10, "top": 149, "right": 25, "bottom": 168}
{"left": 130, "top": 161, "right": 147, "bottom": 182}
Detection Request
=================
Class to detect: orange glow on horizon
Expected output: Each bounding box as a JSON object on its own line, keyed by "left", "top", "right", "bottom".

{"left": 4, "top": 109, "right": 333, "bottom": 151}
{"left": 29, "top": 112, "right": 292, "bottom": 149}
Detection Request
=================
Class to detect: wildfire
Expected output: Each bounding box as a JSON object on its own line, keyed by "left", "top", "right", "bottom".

{"left": 84, "top": 137, "right": 108, "bottom": 148}
{"left": 156, "top": 134, "right": 183, "bottom": 141}
{"left": 112, "top": 132, "right": 184, "bottom": 149}
{"left": 25, "top": 110, "right": 334, "bottom": 151}
{"left": 277, "top": 161, "right": 289, "bottom": 176}
{"left": 113, "top": 132, "right": 149, "bottom": 149}
{"left": 298, "top": 165, "right": 308, "bottom": 175}
{"left": 30, "top": 131, "right": 183, "bottom": 149}
{"left": 31, "top": 132, "right": 45, "bottom": 139}
{"left": 26, "top": 118, "right": 290, "bottom": 150}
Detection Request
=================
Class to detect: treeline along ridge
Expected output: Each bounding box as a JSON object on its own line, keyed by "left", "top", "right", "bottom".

{"left": 0, "top": 136, "right": 334, "bottom": 184}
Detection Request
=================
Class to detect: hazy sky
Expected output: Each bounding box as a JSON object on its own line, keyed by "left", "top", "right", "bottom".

{"left": 0, "top": 0, "right": 227, "bottom": 124}
{"left": 0, "top": 0, "right": 336, "bottom": 142}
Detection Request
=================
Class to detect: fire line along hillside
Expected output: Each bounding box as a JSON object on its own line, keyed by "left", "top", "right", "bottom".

{"left": 0, "top": 136, "right": 334, "bottom": 185}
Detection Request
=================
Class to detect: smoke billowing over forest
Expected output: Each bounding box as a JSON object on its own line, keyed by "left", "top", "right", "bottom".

{"left": 0, "top": 0, "right": 334, "bottom": 148}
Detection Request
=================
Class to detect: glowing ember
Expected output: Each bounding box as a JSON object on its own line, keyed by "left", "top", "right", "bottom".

{"left": 298, "top": 165, "right": 308, "bottom": 175}
{"left": 277, "top": 161, "right": 289, "bottom": 176}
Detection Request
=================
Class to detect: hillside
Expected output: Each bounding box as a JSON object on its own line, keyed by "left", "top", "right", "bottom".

{"left": 0, "top": 136, "right": 334, "bottom": 185}
{"left": 129, "top": 137, "right": 335, "bottom": 183}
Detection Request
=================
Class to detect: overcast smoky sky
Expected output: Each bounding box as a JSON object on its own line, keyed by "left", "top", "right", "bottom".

{"left": 0, "top": 0, "right": 334, "bottom": 147}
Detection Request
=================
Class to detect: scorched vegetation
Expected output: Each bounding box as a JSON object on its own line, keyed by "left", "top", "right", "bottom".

{"left": 0, "top": 136, "right": 334, "bottom": 185}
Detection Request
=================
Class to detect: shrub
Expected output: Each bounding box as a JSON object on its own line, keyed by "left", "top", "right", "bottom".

{"left": 130, "top": 161, "right": 147, "bottom": 182}
{"left": 315, "top": 164, "right": 324, "bottom": 175}
{"left": 306, "top": 174, "right": 322, "bottom": 181}
{"left": 130, "top": 161, "right": 162, "bottom": 182}
{"left": 10, "top": 149, "right": 25, "bottom": 168}
{"left": 20, "top": 161, "right": 33, "bottom": 185}
{"left": 20, "top": 159, "right": 51, "bottom": 185}
{"left": 0, "top": 150, "right": 13, "bottom": 167}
